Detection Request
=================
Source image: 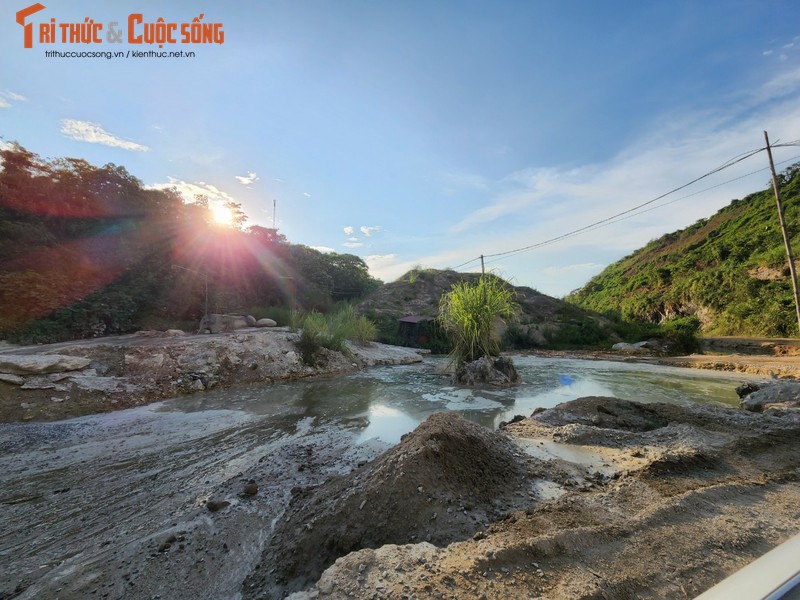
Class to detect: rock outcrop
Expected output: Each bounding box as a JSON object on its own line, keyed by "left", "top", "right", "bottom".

{"left": 0, "top": 354, "right": 92, "bottom": 375}
{"left": 452, "top": 355, "right": 520, "bottom": 387}
{"left": 0, "top": 330, "right": 425, "bottom": 423}
{"left": 737, "top": 380, "right": 800, "bottom": 413}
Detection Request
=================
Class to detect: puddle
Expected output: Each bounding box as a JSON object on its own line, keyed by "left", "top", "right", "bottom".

{"left": 517, "top": 437, "right": 650, "bottom": 477}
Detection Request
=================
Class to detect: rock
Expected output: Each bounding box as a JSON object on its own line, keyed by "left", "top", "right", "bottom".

{"left": 206, "top": 499, "right": 230, "bottom": 512}
{"left": 0, "top": 354, "right": 91, "bottom": 375}
{"left": 190, "top": 379, "right": 206, "bottom": 392}
{"left": 125, "top": 352, "right": 165, "bottom": 370}
{"left": 243, "top": 482, "right": 258, "bottom": 496}
{"left": 735, "top": 382, "right": 761, "bottom": 399}
{"left": 0, "top": 373, "right": 25, "bottom": 385}
{"left": 453, "top": 356, "right": 521, "bottom": 387}
{"left": 20, "top": 377, "right": 61, "bottom": 390}
{"left": 245, "top": 315, "right": 257, "bottom": 327}
{"left": 199, "top": 313, "right": 247, "bottom": 333}
{"left": 164, "top": 329, "right": 186, "bottom": 337}
{"left": 69, "top": 375, "right": 135, "bottom": 393}
{"left": 611, "top": 342, "right": 649, "bottom": 352}
{"left": 256, "top": 318, "right": 277, "bottom": 328}
{"left": 739, "top": 382, "right": 800, "bottom": 412}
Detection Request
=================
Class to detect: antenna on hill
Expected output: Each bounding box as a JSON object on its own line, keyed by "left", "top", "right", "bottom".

{"left": 764, "top": 130, "right": 800, "bottom": 334}
{"left": 272, "top": 199, "right": 276, "bottom": 229}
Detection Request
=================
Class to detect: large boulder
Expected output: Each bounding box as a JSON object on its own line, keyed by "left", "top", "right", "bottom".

{"left": 199, "top": 314, "right": 249, "bottom": 333}
{"left": 452, "top": 355, "right": 520, "bottom": 387}
{"left": 738, "top": 381, "right": 800, "bottom": 412}
{"left": 256, "top": 318, "right": 277, "bottom": 328}
{"left": 0, "top": 354, "right": 91, "bottom": 375}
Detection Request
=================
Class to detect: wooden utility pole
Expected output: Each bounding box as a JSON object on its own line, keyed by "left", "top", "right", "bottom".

{"left": 764, "top": 130, "right": 800, "bottom": 334}
{"left": 480, "top": 254, "right": 487, "bottom": 305}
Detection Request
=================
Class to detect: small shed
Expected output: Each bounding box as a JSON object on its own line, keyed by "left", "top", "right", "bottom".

{"left": 398, "top": 315, "right": 435, "bottom": 346}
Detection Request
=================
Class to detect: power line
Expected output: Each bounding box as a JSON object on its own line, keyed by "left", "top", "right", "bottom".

{"left": 483, "top": 153, "right": 800, "bottom": 267}
{"left": 482, "top": 146, "right": 765, "bottom": 261}
{"left": 451, "top": 142, "right": 800, "bottom": 271}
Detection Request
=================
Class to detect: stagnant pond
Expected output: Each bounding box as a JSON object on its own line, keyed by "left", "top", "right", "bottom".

{"left": 163, "top": 354, "right": 751, "bottom": 444}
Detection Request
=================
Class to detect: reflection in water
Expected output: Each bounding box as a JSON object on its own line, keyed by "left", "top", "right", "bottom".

{"left": 356, "top": 404, "right": 419, "bottom": 444}
{"left": 161, "top": 355, "right": 755, "bottom": 445}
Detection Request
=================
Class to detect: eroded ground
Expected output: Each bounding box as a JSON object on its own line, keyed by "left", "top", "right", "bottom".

{"left": 3, "top": 392, "right": 799, "bottom": 600}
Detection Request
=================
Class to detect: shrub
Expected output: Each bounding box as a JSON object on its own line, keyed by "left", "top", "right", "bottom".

{"left": 296, "top": 306, "right": 377, "bottom": 365}
{"left": 438, "top": 276, "right": 517, "bottom": 365}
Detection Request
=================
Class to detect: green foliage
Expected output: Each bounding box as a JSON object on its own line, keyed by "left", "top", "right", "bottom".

{"left": 296, "top": 306, "right": 378, "bottom": 366}
{"left": 568, "top": 162, "right": 800, "bottom": 337}
{"left": 438, "top": 276, "right": 517, "bottom": 364}
{"left": 543, "top": 318, "right": 611, "bottom": 350}
{"left": 0, "top": 145, "right": 383, "bottom": 343}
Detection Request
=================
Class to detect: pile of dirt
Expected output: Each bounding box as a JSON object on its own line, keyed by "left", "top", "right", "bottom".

{"left": 277, "top": 397, "right": 800, "bottom": 599}
{"left": 243, "top": 412, "right": 533, "bottom": 599}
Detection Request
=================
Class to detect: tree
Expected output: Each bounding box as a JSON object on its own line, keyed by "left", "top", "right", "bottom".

{"left": 438, "top": 275, "right": 517, "bottom": 365}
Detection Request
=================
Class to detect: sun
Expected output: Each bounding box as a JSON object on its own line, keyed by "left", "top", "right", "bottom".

{"left": 211, "top": 204, "right": 234, "bottom": 226}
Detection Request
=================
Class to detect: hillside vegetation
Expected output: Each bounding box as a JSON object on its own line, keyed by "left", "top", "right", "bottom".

{"left": 568, "top": 163, "right": 800, "bottom": 337}
{"left": 358, "top": 268, "right": 625, "bottom": 350}
{"left": 0, "top": 145, "right": 379, "bottom": 343}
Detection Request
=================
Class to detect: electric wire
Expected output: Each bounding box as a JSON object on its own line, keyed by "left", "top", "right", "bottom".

{"left": 482, "top": 153, "right": 800, "bottom": 267}
{"left": 451, "top": 142, "right": 800, "bottom": 271}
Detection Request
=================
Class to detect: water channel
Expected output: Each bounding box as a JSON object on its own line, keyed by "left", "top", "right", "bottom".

{"left": 160, "top": 354, "right": 750, "bottom": 444}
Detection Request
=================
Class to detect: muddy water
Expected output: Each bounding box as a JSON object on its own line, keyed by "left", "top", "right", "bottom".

{"left": 163, "top": 354, "right": 750, "bottom": 444}
{"left": 0, "top": 355, "right": 755, "bottom": 599}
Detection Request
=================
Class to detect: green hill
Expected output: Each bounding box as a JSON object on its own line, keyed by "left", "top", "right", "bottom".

{"left": 568, "top": 163, "right": 800, "bottom": 337}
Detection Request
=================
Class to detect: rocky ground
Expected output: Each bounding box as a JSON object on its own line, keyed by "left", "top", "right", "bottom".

{"left": 0, "top": 328, "right": 424, "bottom": 423}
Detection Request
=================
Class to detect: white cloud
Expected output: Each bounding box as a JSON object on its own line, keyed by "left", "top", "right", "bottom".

{"left": 359, "top": 225, "right": 381, "bottom": 237}
{"left": 347, "top": 237, "right": 359, "bottom": 242}
{"left": 542, "top": 262, "right": 606, "bottom": 275}
{"left": 364, "top": 254, "right": 398, "bottom": 279}
{"left": 0, "top": 98, "right": 9, "bottom": 109}
{"left": 235, "top": 171, "right": 259, "bottom": 186}
{"left": 60, "top": 119, "right": 149, "bottom": 152}
{"left": 310, "top": 246, "right": 335, "bottom": 253}
{"left": 5, "top": 91, "right": 26, "bottom": 102}
{"left": 303, "top": 192, "right": 312, "bottom": 198}
{"left": 343, "top": 242, "right": 363, "bottom": 248}
{"left": 343, "top": 226, "right": 354, "bottom": 235}
{"left": 147, "top": 177, "right": 237, "bottom": 209}
{"left": 449, "top": 68, "right": 800, "bottom": 255}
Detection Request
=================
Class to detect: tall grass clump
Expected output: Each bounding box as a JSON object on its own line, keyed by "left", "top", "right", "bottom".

{"left": 438, "top": 276, "right": 517, "bottom": 365}
{"left": 297, "top": 306, "right": 377, "bottom": 365}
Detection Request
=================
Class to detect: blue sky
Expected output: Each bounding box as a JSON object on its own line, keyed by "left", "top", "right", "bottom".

{"left": 2, "top": 1, "right": 800, "bottom": 297}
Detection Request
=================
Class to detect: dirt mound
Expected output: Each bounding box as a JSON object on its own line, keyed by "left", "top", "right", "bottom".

{"left": 243, "top": 412, "right": 529, "bottom": 599}
{"left": 287, "top": 398, "right": 800, "bottom": 599}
